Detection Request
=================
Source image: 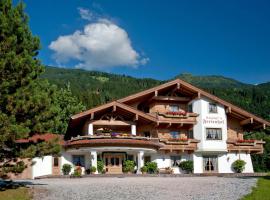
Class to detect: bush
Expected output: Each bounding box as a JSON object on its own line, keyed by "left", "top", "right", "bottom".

{"left": 179, "top": 160, "right": 193, "bottom": 173}
{"left": 90, "top": 166, "right": 96, "bottom": 174}
{"left": 123, "top": 160, "right": 135, "bottom": 173}
{"left": 141, "top": 166, "right": 147, "bottom": 173}
{"left": 232, "top": 159, "right": 246, "bottom": 173}
{"left": 97, "top": 160, "right": 104, "bottom": 173}
{"left": 62, "top": 164, "right": 72, "bottom": 175}
{"left": 72, "top": 166, "right": 82, "bottom": 177}
{"left": 146, "top": 162, "right": 158, "bottom": 174}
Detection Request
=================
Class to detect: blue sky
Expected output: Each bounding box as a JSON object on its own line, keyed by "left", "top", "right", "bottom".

{"left": 20, "top": 0, "right": 270, "bottom": 84}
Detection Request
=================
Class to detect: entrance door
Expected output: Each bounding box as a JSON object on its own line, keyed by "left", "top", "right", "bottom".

{"left": 203, "top": 156, "right": 218, "bottom": 173}
{"left": 104, "top": 154, "right": 123, "bottom": 174}
{"left": 52, "top": 156, "right": 61, "bottom": 175}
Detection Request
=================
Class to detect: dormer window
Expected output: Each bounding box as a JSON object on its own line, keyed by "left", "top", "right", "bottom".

{"left": 169, "top": 105, "right": 179, "bottom": 112}
{"left": 209, "top": 103, "right": 217, "bottom": 113}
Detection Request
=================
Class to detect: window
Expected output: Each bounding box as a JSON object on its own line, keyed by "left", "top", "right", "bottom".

{"left": 170, "top": 156, "right": 181, "bottom": 167}
{"left": 144, "top": 132, "right": 150, "bottom": 138}
{"left": 206, "top": 128, "right": 222, "bottom": 140}
{"left": 72, "top": 155, "right": 85, "bottom": 167}
{"left": 203, "top": 156, "right": 218, "bottom": 172}
{"left": 209, "top": 103, "right": 217, "bottom": 113}
{"left": 169, "top": 105, "right": 179, "bottom": 112}
{"left": 53, "top": 157, "right": 59, "bottom": 167}
{"left": 188, "top": 104, "right": 193, "bottom": 113}
{"left": 144, "top": 156, "right": 151, "bottom": 165}
{"left": 127, "top": 155, "right": 134, "bottom": 161}
{"left": 170, "top": 131, "right": 180, "bottom": 139}
{"left": 187, "top": 130, "right": 194, "bottom": 139}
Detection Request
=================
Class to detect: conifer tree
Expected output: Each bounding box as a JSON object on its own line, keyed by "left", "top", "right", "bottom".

{"left": 0, "top": 0, "right": 85, "bottom": 178}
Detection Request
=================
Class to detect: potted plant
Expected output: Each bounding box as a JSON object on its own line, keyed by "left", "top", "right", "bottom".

{"left": 62, "top": 164, "right": 72, "bottom": 175}
{"left": 140, "top": 166, "right": 147, "bottom": 174}
{"left": 232, "top": 159, "right": 246, "bottom": 173}
{"left": 71, "top": 166, "right": 82, "bottom": 178}
{"left": 89, "top": 166, "right": 96, "bottom": 174}
{"left": 97, "top": 160, "right": 104, "bottom": 173}
{"left": 123, "top": 160, "right": 135, "bottom": 174}
{"left": 179, "top": 160, "right": 193, "bottom": 174}
{"left": 145, "top": 162, "right": 158, "bottom": 174}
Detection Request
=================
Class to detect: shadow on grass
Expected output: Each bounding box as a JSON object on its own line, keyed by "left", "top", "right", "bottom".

{"left": 0, "top": 180, "right": 47, "bottom": 191}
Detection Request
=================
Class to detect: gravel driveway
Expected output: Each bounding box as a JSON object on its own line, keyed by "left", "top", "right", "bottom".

{"left": 27, "top": 177, "right": 256, "bottom": 200}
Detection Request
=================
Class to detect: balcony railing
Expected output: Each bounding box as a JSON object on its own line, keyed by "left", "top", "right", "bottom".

{"left": 227, "top": 139, "right": 265, "bottom": 154}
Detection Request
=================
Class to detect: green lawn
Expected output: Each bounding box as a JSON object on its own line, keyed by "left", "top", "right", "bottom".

{"left": 242, "top": 176, "right": 270, "bottom": 200}
{"left": 0, "top": 187, "right": 32, "bottom": 200}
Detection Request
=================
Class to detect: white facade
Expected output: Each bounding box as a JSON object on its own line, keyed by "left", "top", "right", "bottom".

{"left": 32, "top": 156, "right": 53, "bottom": 179}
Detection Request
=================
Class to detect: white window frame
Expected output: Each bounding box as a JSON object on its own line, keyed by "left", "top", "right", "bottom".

{"left": 209, "top": 103, "right": 218, "bottom": 113}
{"left": 205, "top": 128, "right": 222, "bottom": 140}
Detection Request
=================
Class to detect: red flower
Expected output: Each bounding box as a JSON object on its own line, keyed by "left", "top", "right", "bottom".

{"left": 237, "top": 139, "right": 255, "bottom": 143}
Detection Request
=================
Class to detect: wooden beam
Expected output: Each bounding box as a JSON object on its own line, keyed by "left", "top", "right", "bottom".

{"left": 177, "top": 82, "right": 180, "bottom": 89}
{"left": 226, "top": 107, "right": 231, "bottom": 113}
{"left": 90, "top": 113, "right": 94, "bottom": 120}
{"left": 240, "top": 118, "right": 253, "bottom": 126}
{"left": 263, "top": 123, "right": 266, "bottom": 129}
{"left": 197, "top": 92, "right": 201, "bottom": 99}
{"left": 134, "top": 114, "right": 138, "bottom": 121}
{"left": 113, "top": 105, "right": 116, "bottom": 112}
{"left": 91, "top": 120, "right": 135, "bottom": 126}
{"left": 166, "top": 122, "right": 172, "bottom": 128}
{"left": 155, "top": 90, "right": 158, "bottom": 96}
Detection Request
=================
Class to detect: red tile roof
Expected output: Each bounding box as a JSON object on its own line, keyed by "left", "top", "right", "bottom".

{"left": 16, "top": 133, "right": 63, "bottom": 144}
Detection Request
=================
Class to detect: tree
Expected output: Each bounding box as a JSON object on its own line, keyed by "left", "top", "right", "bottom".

{"left": 0, "top": 0, "right": 85, "bottom": 178}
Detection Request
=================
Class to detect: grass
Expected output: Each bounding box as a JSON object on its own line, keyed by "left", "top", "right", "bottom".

{"left": 242, "top": 176, "right": 270, "bottom": 200}
{"left": 0, "top": 187, "right": 32, "bottom": 200}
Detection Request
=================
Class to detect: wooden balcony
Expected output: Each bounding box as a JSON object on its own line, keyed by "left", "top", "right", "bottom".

{"left": 227, "top": 139, "right": 265, "bottom": 154}
{"left": 65, "top": 134, "right": 163, "bottom": 150}
{"left": 158, "top": 138, "right": 200, "bottom": 153}
{"left": 156, "top": 112, "right": 198, "bottom": 125}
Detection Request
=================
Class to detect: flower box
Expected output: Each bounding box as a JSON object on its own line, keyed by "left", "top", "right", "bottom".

{"left": 166, "top": 111, "right": 187, "bottom": 116}
{"left": 237, "top": 139, "right": 255, "bottom": 144}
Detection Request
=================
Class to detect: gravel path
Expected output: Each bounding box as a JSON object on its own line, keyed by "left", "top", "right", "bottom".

{"left": 27, "top": 177, "right": 256, "bottom": 200}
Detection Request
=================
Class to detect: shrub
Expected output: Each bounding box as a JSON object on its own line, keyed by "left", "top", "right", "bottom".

{"left": 97, "top": 160, "right": 104, "bottom": 173}
{"left": 179, "top": 160, "right": 193, "bottom": 173}
{"left": 123, "top": 160, "right": 135, "bottom": 173}
{"left": 146, "top": 162, "right": 158, "bottom": 174}
{"left": 232, "top": 159, "right": 246, "bottom": 173}
{"left": 141, "top": 166, "right": 147, "bottom": 173}
{"left": 72, "top": 166, "right": 82, "bottom": 177}
{"left": 62, "top": 164, "right": 72, "bottom": 175}
{"left": 90, "top": 166, "right": 96, "bottom": 174}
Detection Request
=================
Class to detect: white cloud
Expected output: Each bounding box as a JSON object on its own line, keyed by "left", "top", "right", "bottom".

{"left": 49, "top": 19, "right": 148, "bottom": 70}
{"left": 78, "top": 7, "right": 94, "bottom": 21}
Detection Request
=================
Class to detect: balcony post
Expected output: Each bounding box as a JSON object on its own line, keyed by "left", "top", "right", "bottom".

{"left": 88, "top": 123, "right": 93, "bottom": 135}
{"left": 90, "top": 151, "right": 98, "bottom": 174}
{"left": 137, "top": 151, "right": 144, "bottom": 174}
{"left": 131, "top": 124, "right": 136, "bottom": 136}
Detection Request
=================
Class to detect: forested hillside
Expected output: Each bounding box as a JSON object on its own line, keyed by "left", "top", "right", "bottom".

{"left": 43, "top": 66, "right": 270, "bottom": 121}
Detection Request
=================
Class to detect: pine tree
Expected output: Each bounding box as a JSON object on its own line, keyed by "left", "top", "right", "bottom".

{"left": 0, "top": 0, "right": 85, "bottom": 178}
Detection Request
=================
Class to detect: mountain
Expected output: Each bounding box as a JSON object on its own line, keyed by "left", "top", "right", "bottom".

{"left": 42, "top": 66, "right": 270, "bottom": 120}
{"left": 175, "top": 73, "right": 249, "bottom": 88}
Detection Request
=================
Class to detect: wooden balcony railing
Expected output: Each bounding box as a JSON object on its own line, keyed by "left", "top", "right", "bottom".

{"left": 159, "top": 138, "right": 199, "bottom": 153}
{"left": 227, "top": 139, "right": 265, "bottom": 154}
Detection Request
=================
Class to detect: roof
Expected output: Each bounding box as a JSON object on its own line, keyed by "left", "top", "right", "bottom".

{"left": 16, "top": 133, "right": 62, "bottom": 144}
{"left": 71, "top": 101, "right": 157, "bottom": 122}
{"left": 117, "top": 79, "right": 270, "bottom": 127}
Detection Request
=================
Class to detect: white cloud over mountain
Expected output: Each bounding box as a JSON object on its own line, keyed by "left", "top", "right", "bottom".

{"left": 49, "top": 8, "right": 148, "bottom": 70}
